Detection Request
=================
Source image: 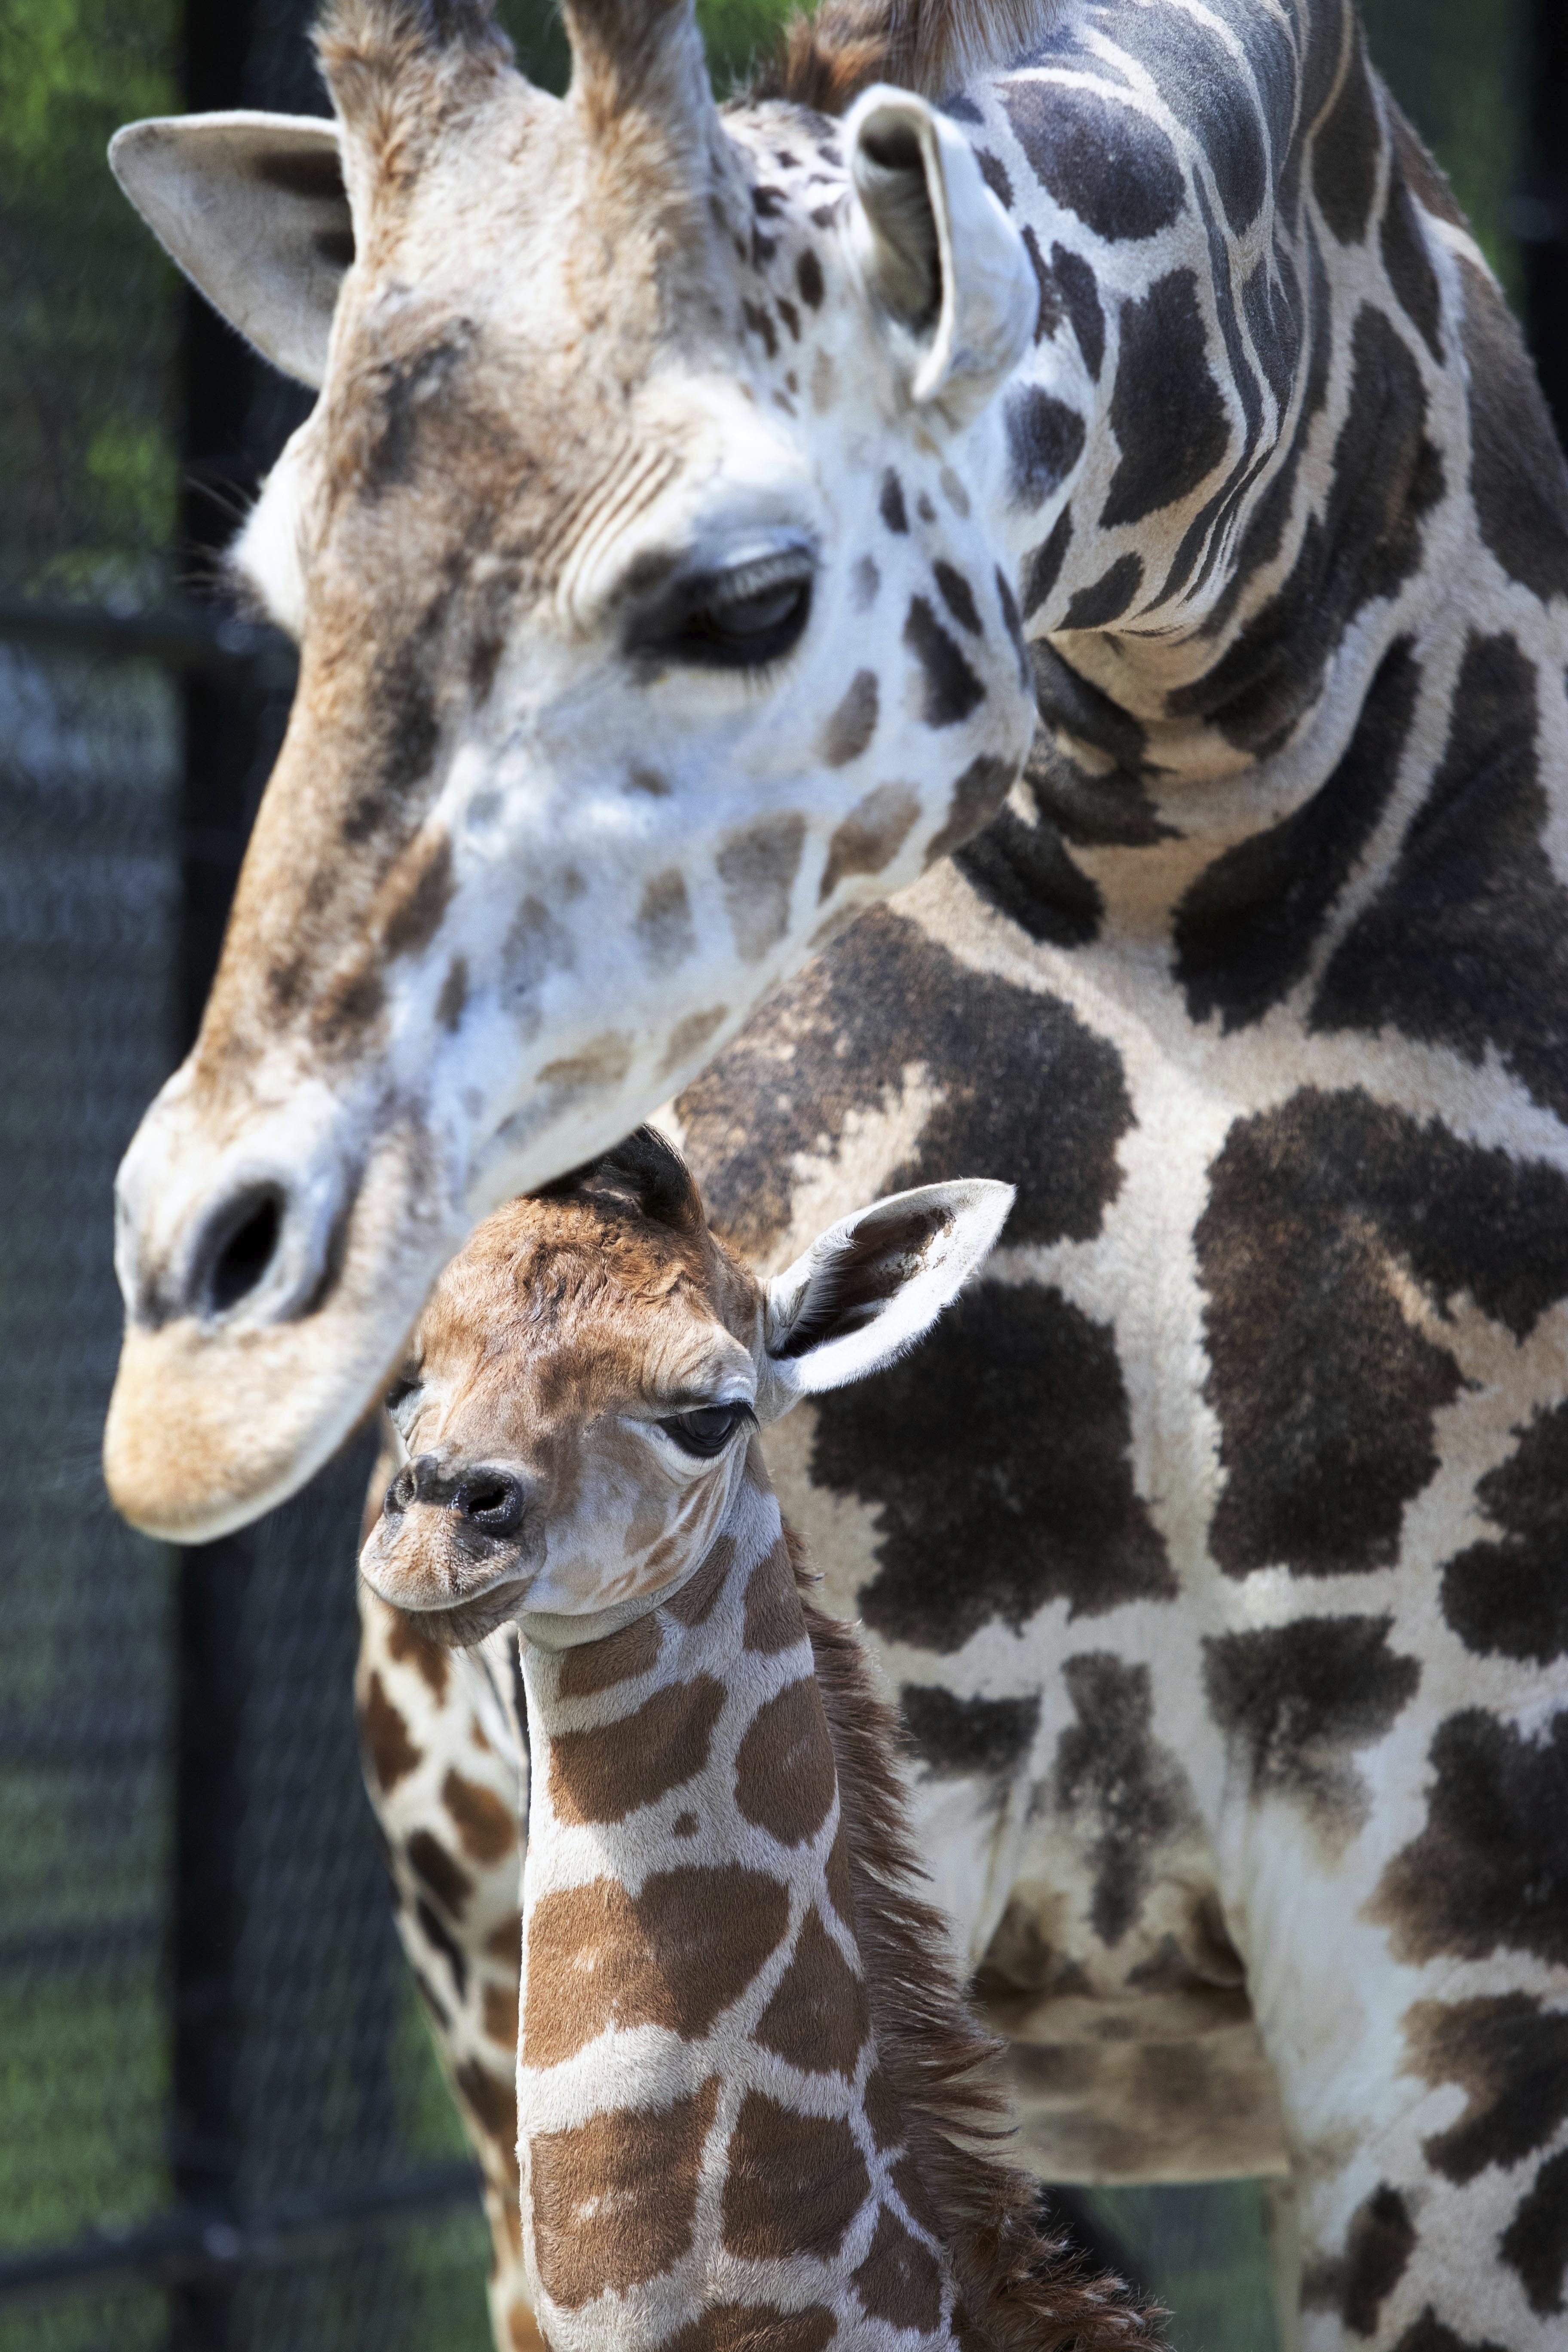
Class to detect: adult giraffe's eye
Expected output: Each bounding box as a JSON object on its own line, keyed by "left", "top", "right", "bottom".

{"left": 659, "top": 1403, "right": 753, "bottom": 1458}
{"left": 634, "top": 554, "right": 814, "bottom": 672}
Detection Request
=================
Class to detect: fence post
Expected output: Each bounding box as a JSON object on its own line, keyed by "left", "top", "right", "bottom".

{"left": 166, "top": 0, "right": 283, "bottom": 2340}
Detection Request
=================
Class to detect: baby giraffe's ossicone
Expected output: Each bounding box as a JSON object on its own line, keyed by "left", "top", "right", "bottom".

{"left": 362, "top": 1131, "right": 1162, "bottom": 2352}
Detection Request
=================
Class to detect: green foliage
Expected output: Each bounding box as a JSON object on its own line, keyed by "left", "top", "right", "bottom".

{"left": 0, "top": 0, "right": 181, "bottom": 598}
{"left": 1362, "top": 0, "right": 1523, "bottom": 302}
{"left": 496, "top": 0, "right": 794, "bottom": 97}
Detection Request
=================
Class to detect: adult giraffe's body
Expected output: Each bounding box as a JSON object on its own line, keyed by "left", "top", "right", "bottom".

{"left": 106, "top": 0, "right": 1568, "bottom": 2346}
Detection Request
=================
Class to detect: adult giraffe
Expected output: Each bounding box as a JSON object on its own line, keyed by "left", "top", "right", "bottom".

{"left": 105, "top": 0, "right": 1568, "bottom": 2346}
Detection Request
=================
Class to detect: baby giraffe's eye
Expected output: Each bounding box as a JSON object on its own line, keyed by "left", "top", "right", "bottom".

{"left": 659, "top": 1403, "right": 753, "bottom": 1459}
{"left": 385, "top": 1372, "right": 420, "bottom": 1418}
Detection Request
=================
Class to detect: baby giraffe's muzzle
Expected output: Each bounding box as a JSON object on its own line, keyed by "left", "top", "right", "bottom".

{"left": 385, "top": 1454, "right": 530, "bottom": 1542}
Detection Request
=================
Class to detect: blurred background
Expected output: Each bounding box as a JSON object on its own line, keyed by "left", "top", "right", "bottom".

{"left": 0, "top": 2, "right": 1562, "bottom": 2346}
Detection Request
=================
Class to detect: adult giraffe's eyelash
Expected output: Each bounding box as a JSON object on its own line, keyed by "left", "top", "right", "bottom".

{"left": 627, "top": 552, "right": 816, "bottom": 673}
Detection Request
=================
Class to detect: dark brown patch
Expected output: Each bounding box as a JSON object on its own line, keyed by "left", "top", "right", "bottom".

{"left": 753, "top": 1908, "right": 869, "bottom": 2076}
{"left": 1442, "top": 1401, "right": 1568, "bottom": 1664}
{"left": 454, "top": 2059, "right": 519, "bottom": 2185}
{"left": 743, "top": 1536, "right": 806, "bottom": 1655}
{"left": 1312, "top": 31, "right": 1380, "bottom": 245}
{"left": 658, "top": 1005, "right": 730, "bottom": 1080}
{"left": 487, "top": 1911, "right": 522, "bottom": 1960}
{"left": 721, "top": 2095, "right": 870, "bottom": 2261}
{"left": 923, "top": 753, "right": 1015, "bottom": 867}
{"left": 1304, "top": 2185, "right": 1415, "bottom": 2337}
{"left": 384, "top": 1610, "right": 450, "bottom": 1700}
{"left": 821, "top": 669, "right": 880, "bottom": 767}
{"left": 523, "top": 1867, "right": 790, "bottom": 2064}
{"left": 934, "top": 560, "right": 983, "bottom": 637}
{"left": 814, "top": 1284, "right": 1174, "bottom": 1656}
{"left": 718, "top": 814, "right": 806, "bottom": 962}
{"left": 1052, "top": 1656, "right": 1195, "bottom": 1948}
{"left": 655, "top": 2304, "right": 837, "bottom": 2352}
{"left": 549, "top": 1676, "right": 726, "bottom": 1825}
{"left": 442, "top": 1767, "right": 516, "bottom": 1865}
{"left": 680, "top": 906, "right": 1131, "bottom": 1260}
{"left": 360, "top": 1671, "right": 423, "bottom": 1791}
{"left": 900, "top": 1686, "right": 1039, "bottom": 1781}
{"left": 1173, "top": 637, "right": 1421, "bottom": 1032}
{"left": 382, "top": 831, "right": 454, "bottom": 959}
{"left": 889, "top": 2151, "right": 940, "bottom": 2236}
{"left": 664, "top": 1534, "right": 736, "bottom": 1626}
{"left": 852, "top": 2204, "right": 943, "bottom": 2333}
{"left": 1501, "top": 2148, "right": 1568, "bottom": 2316}
{"left": 1405, "top": 1992, "right": 1568, "bottom": 2184}
{"left": 1196, "top": 1088, "right": 1568, "bottom": 1577}
{"left": 530, "top": 2077, "right": 719, "bottom": 2306}
{"left": 1312, "top": 633, "right": 1568, "bottom": 1122}
{"left": 862, "top": 2067, "right": 903, "bottom": 2152}
{"left": 557, "top": 1610, "right": 662, "bottom": 1698}
{"left": 1202, "top": 1617, "right": 1420, "bottom": 1834}
{"left": 734, "top": 1676, "right": 837, "bottom": 1847}
{"left": 636, "top": 868, "right": 697, "bottom": 976}
{"left": 796, "top": 247, "right": 824, "bottom": 307}
{"left": 1369, "top": 1709, "right": 1568, "bottom": 1966}
{"left": 311, "top": 961, "right": 386, "bottom": 1049}
{"left": 436, "top": 954, "right": 468, "bottom": 1029}
{"left": 483, "top": 1978, "right": 518, "bottom": 2047}
{"left": 407, "top": 1828, "right": 473, "bottom": 1919}
{"left": 819, "top": 784, "right": 921, "bottom": 900}
{"left": 903, "top": 595, "right": 985, "bottom": 727}
{"left": 1381, "top": 167, "right": 1443, "bottom": 363}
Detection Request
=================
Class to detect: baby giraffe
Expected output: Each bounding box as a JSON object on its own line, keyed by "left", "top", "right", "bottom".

{"left": 361, "top": 1130, "right": 1162, "bottom": 2352}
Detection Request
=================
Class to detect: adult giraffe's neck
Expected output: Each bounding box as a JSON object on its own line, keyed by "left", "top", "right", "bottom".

{"left": 957, "top": 68, "right": 1568, "bottom": 946}
{"left": 512, "top": 1462, "right": 969, "bottom": 2350}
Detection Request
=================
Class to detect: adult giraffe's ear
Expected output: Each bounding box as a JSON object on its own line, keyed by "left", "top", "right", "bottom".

{"left": 841, "top": 85, "right": 1035, "bottom": 426}
{"left": 758, "top": 1179, "right": 1014, "bottom": 1418}
{"left": 109, "top": 113, "right": 352, "bottom": 388}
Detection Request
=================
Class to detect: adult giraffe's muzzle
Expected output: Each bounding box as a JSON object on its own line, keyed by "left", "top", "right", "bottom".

{"left": 104, "top": 1068, "right": 461, "bottom": 1540}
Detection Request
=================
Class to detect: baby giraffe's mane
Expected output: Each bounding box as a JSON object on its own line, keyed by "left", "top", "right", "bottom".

{"left": 794, "top": 1533, "right": 1158, "bottom": 2351}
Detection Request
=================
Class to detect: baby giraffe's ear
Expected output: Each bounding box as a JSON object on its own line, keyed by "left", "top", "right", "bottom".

{"left": 758, "top": 1179, "right": 1013, "bottom": 1419}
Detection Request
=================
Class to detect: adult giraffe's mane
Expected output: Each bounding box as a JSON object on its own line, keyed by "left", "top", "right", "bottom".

{"left": 795, "top": 1533, "right": 1162, "bottom": 2352}
{"left": 756, "top": 0, "right": 1061, "bottom": 113}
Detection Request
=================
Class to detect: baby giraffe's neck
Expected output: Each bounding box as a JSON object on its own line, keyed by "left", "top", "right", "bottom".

{"left": 515, "top": 1460, "right": 948, "bottom": 2349}
{"left": 515, "top": 1457, "right": 1151, "bottom": 2352}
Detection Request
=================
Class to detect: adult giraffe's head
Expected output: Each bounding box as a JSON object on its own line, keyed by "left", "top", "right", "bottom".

{"left": 105, "top": 0, "right": 1041, "bottom": 1537}
{"left": 106, "top": 0, "right": 1433, "bottom": 1536}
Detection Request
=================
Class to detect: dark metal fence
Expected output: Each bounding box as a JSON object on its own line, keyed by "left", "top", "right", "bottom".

{"left": 0, "top": 2, "right": 1561, "bottom": 2346}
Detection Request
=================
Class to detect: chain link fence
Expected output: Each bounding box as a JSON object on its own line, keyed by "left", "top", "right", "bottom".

{"left": 0, "top": 1, "right": 1553, "bottom": 2345}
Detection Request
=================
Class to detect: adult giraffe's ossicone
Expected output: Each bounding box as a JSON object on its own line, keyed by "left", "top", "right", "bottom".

{"left": 103, "top": 0, "right": 1041, "bottom": 1538}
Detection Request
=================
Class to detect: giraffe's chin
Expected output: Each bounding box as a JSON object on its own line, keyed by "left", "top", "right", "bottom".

{"left": 377, "top": 1580, "right": 535, "bottom": 1651}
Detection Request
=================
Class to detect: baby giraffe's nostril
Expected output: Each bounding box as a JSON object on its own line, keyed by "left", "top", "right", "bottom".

{"left": 384, "top": 1466, "right": 418, "bottom": 1516}
{"left": 453, "top": 1471, "right": 526, "bottom": 1537}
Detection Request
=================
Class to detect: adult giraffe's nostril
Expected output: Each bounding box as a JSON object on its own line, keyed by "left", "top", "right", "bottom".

{"left": 453, "top": 1470, "right": 527, "bottom": 1538}
{"left": 202, "top": 1185, "right": 285, "bottom": 1316}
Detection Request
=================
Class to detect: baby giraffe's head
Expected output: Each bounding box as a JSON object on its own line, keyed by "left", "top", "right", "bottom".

{"left": 361, "top": 1127, "right": 1009, "bottom": 1645}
